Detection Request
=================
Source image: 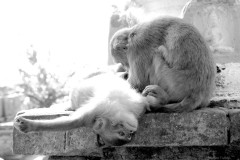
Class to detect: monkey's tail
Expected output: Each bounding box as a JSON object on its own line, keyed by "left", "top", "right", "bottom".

{"left": 156, "top": 95, "right": 204, "bottom": 113}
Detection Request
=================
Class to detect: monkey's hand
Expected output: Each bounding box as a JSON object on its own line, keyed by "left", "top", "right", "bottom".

{"left": 14, "top": 116, "right": 36, "bottom": 133}
{"left": 142, "top": 85, "right": 169, "bottom": 111}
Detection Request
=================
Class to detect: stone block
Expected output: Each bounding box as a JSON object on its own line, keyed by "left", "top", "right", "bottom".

{"left": 103, "top": 146, "right": 240, "bottom": 160}
{"left": 128, "top": 108, "right": 229, "bottom": 146}
{"left": 229, "top": 109, "right": 240, "bottom": 144}
{"left": 49, "top": 156, "right": 99, "bottom": 160}
{"left": 13, "top": 108, "right": 229, "bottom": 156}
{"left": 182, "top": 0, "right": 240, "bottom": 63}
{"left": 64, "top": 128, "right": 102, "bottom": 157}
{"left": 13, "top": 128, "right": 66, "bottom": 155}
{"left": 13, "top": 110, "right": 103, "bottom": 157}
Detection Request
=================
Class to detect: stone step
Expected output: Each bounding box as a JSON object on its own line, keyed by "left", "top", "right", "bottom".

{"left": 13, "top": 107, "right": 240, "bottom": 158}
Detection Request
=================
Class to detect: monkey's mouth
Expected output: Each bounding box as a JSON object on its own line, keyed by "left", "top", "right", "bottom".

{"left": 96, "top": 134, "right": 105, "bottom": 147}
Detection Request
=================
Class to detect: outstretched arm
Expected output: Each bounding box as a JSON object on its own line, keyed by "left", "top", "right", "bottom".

{"left": 14, "top": 102, "right": 99, "bottom": 133}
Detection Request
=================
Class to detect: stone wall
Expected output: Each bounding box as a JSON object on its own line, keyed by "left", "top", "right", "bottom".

{"left": 11, "top": 107, "right": 240, "bottom": 159}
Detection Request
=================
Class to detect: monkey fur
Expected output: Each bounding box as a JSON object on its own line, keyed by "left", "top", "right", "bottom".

{"left": 110, "top": 17, "right": 216, "bottom": 113}
{"left": 14, "top": 73, "right": 149, "bottom": 146}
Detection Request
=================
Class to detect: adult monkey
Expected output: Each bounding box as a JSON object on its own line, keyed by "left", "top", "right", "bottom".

{"left": 111, "top": 17, "right": 216, "bottom": 113}
{"left": 14, "top": 73, "right": 149, "bottom": 146}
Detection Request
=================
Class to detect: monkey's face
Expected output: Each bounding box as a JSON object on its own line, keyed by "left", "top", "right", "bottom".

{"left": 93, "top": 117, "right": 136, "bottom": 146}
{"left": 110, "top": 28, "right": 131, "bottom": 70}
{"left": 126, "top": 24, "right": 154, "bottom": 91}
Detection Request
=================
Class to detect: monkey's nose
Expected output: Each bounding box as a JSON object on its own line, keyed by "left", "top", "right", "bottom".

{"left": 96, "top": 134, "right": 105, "bottom": 147}
{"left": 130, "top": 132, "right": 136, "bottom": 141}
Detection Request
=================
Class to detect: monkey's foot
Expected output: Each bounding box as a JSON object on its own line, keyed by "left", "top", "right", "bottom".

{"left": 14, "top": 116, "right": 34, "bottom": 133}
{"left": 142, "top": 85, "right": 169, "bottom": 110}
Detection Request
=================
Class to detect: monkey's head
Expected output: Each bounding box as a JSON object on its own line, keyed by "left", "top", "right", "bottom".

{"left": 110, "top": 28, "right": 131, "bottom": 71}
{"left": 93, "top": 111, "right": 138, "bottom": 146}
{"left": 118, "top": 23, "right": 155, "bottom": 91}
{"left": 111, "top": 24, "right": 157, "bottom": 91}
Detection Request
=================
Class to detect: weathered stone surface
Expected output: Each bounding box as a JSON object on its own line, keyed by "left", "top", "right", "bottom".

{"left": 13, "top": 128, "right": 65, "bottom": 155}
{"left": 49, "top": 156, "right": 100, "bottom": 160}
{"left": 65, "top": 128, "right": 102, "bottom": 157}
{"left": 128, "top": 108, "right": 228, "bottom": 146}
{"left": 13, "top": 110, "right": 103, "bottom": 156}
{"left": 13, "top": 107, "right": 229, "bottom": 156}
{"left": 229, "top": 109, "right": 240, "bottom": 144}
{"left": 183, "top": 0, "right": 240, "bottom": 63}
{"left": 13, "top": 110, "right": 70, "bottom": 155}
{"left": 103, "top": 146, "right": 240, "bottom": 160}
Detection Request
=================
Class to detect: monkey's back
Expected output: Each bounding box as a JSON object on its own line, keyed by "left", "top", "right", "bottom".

{"left": 137, "top": 17, "right": 215, "bottom": 106}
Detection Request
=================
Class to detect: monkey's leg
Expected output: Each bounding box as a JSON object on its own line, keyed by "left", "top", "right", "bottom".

{"left": 142, "top": 85, "right": 169, "bottom": 111}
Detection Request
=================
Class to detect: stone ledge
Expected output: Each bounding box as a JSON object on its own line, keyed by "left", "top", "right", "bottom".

{"left": 13, "top": 108, "right": 231, "bottom": 157}
{"left": 102, "top": 146, "right": 240, "bottom": 160}
{"left": 132, "top": 108, "right": 229, "bottom": 146}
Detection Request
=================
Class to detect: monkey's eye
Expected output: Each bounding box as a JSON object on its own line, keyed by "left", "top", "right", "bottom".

{"left": 119, "top": 131, "right": 125, "bottom": 137}
{"left": 116, "top": 46, "right": 127, "bottom": 51}
{"left": 118, "top": 123, "right": 124, "bottom": 128}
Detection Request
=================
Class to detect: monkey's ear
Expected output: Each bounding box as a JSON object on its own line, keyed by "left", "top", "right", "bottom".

{"left": 93, "top": 118, "right": 104, "bottom": 132}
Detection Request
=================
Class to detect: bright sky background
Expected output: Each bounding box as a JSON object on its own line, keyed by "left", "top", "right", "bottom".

{"left": 0, "top": 0, "right": 112, "bottom": 86}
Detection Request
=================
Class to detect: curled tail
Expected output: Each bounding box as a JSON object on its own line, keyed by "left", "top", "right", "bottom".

{"left": 153, "top": 95, "right": 204, "bottom": 113}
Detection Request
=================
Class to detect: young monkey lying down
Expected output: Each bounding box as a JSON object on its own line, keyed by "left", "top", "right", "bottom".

{"left": 14, "top": 73, "right": 149, "bottom": 146}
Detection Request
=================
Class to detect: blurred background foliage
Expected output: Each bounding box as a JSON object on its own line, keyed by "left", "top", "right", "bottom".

{"left": 17, "top": 46, "right": 74, "bottom": 108}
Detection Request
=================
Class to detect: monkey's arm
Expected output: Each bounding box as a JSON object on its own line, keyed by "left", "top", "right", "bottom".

{"left": 14, "top": 104, "right": 98, "bottom": 133}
